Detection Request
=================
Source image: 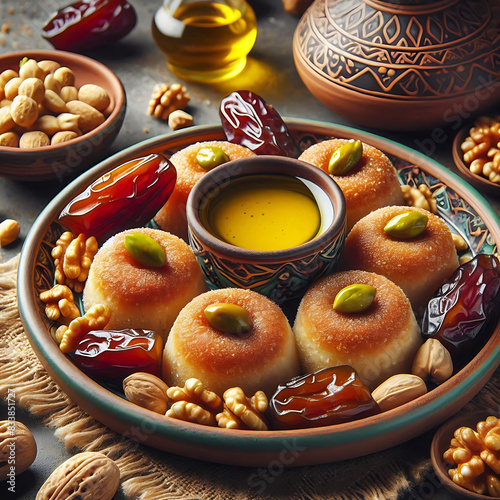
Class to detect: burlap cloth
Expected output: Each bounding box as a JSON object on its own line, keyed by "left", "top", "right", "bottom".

{"left": 1, "top": 254, "right": 499, "bottom": 500}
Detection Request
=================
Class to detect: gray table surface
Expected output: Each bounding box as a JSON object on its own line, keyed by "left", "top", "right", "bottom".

{"left": 0, "top": 0, "right": 498, "bottom": 498}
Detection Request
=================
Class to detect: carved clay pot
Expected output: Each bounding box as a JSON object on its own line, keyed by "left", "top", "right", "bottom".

{"left": 293, "top": 0, "right": 500, "bottom": 131}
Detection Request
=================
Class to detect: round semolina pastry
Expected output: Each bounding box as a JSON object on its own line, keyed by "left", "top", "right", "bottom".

{"left": 293, "top": 270, "right": 422, "bottom": 390}
{"left": 162, "top": 288, "right": 300, "bottom": 397}
{"left": 339, "top": 205, "right": 459, "bottom": 314}
{"left": 298, "top": 138, "right": 405, "bottom": 231}
{"left": 154, "top": 140, "right": 256, "bottom": 241}
{"left": 83, "top": 227, "right": 207, "bottom": 341}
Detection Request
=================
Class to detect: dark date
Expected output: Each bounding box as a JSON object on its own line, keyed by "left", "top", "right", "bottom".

{"left": 58, "top": 153, "right": 176, "bottom": 242}
{"left": 421, "top": 253, "right": 500, "bottom": 361}
{"left": 42, "top": 0, "right": 137, "bottom": 53}
{"left": 269, "top": 365, "right": 380, "bottom": 430}
{"left": 219, "top": 90, "right": 300, "bottom": 157}
{"left": 74, "top": 328, "right": 163, "bottom": 380}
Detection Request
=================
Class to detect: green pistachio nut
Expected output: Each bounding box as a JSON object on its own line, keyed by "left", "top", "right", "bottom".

{"left": 124, "top": 232, "right": 166, "bottom": 267}
{"left": 204, "top": 303, "right": 252, "bottom": 336}
{"left": 328, "top": 139, "right": 363, "bottom": 175}
{"left": 384, "top": 211, "right": 428, "bottom": 239}
{"left": 332, "top": 284, "right": 376, "bottom": 313}
{"left": 196, "top": 146, "right": 230, "bottom": 171}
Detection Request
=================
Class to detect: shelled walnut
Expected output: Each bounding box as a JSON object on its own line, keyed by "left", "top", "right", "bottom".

{"left": 216, "top": 387, "right": 269, "bottom": 430}
{"left": 166, "top": 378, "right": 222, "bottom": 426}
{"left": 56, "top": 303, "right": 111, "bottom": 353}
{"left": 147, "top": 83, "right": 190, "bottom": 122}
{"left": 39, "top": 284, "right": 80, "bottom": 324}
{"left": 460, "top": 116, "right": 500, "bottom": 184}
{"left": 401, "top": 184, "right": 437, "bottom": 214}
{"left": 444, "top": 416, "right": 500, "bottom": 496}
{"left": 51, "top": 231, "right": 98, "bottom": 293}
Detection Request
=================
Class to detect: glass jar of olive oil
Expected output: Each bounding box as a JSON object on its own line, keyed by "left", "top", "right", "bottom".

{"left": 152, "top": 0, "right": 257, "bottom": 83}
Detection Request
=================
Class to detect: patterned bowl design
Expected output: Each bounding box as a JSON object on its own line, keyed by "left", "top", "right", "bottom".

{"left": 19, "top": 120, "right": 500, "bottom": 467}
{"left": 186, "top": 156, "right": 347, "bottom": 304}
{"left": 293, "top": 0, "right": 500, "bottom": 131}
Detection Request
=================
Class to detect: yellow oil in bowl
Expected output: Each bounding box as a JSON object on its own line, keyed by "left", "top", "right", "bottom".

{"left": 200, "top": 174, "right": 323, "bottom": 251}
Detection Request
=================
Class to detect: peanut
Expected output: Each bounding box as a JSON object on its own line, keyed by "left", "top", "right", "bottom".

{"left": 0, "top": 69, "right": 18, "bottom": 84}
{"left": 53, "top": 66, "right": 75, "bottom": 87}
{"left": 57, "top": 112, "right": 80, "bottom": 132}
{"left": 60, "top": 85, "right": 78, "bottom": 103}
{"left": 0, "top": 131, "right": 19, "bottom": 147}
{"left": 33, "top": 115, "right": 60, "bottom": 136}
{"left": 168, "top": 109, "right": 193, "bottom": 130}
{"left": 19, "top": 131, "right": 50, "bottom": 149}
{"left": 66, "top": 100, "right": 104, "bottom": 132}
{"left": 43, "top": 89, "right": 68, "bottom": 114}
{"left": 4, "top": 76, "right": 22, "bottom": 100}
{"left": 11, "top": 95, "right": 39, "bottom": 128}
{"left": 0, "top": 57, "right": 112, "bottom": 149}
{"left": 19, "top": 58, "right": 44, "bottom": 80}
{"left": 0, "top": 219, "right": 20, "bottom": 247}
{"left": 43, "top": 73, "right": 62, "bottom": 94}
{"left": 37, "top": 59, "right": 60, "bottom": 76}
{"left": 0, "top": 105, "right": 14, "bottom": 134}
{"left": 78, "top": 84, "right": 110, "bottom": 111}
{"left": 51, "top": 130, "right": 79, "bottom": 145}
{"left": 18, "top": 77, "right": 45, "bottom": 104}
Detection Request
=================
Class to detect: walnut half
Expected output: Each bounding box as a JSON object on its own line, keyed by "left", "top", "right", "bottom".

{"left": 444, "top": 416, "right": 500, "bottom": 496}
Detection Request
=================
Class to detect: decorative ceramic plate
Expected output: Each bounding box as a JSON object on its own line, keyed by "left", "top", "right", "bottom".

{"left": 18, "top": 120, "right": 500, "bottom": 467}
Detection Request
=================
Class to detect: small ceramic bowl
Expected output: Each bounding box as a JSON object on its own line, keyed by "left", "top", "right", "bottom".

{"left": 431, "top": 410, "right": 500, "bottom": 499}
{"left": 186, "top": 155, "right": 346, "bottom": 303}
{"left": 453, "top": 126, "right": 500, "bottom": 197}
{"left": 0, "top": 50, "right": 126, "bottom": 182}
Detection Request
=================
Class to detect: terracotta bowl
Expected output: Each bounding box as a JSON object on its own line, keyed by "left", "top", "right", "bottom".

{"left": 18, "top": 121, "right": 500, "bottom": 467}
{"left": 431, "top": 410, "right": 500, "bottom": 499}
{"left": 453, "top": 125, "right": 500, "bottom": 198}
{"left": 293, "top": 0, "right": 500, "bottom": 131}
{"left": 0, "top": 50, "right": 126, "bottom": 182}
{"left": 186, "top": 155, "right": 346, "bottom": 304}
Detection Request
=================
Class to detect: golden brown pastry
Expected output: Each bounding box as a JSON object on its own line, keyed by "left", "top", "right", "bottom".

{"left": 299, "top": 138, "right": 404, "bottom": 231}
{"left": 293, "top": 270, "right": 422, "bottom": 390}
{"left": 162, "top": 288, "right": 300, "bottom": 397}
{"left": 339, "top": 205, "right": 459, "bottom": 314}
{"left": 154, "top": 140, "right": 255, "bottom": 241}
{"left": 83, "top": 227, "right": 207, "bottom": 341}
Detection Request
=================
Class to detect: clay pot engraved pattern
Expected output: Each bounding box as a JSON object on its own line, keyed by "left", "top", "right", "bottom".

{"left": 295, "top": 0, "right": 500, "bottom": 99}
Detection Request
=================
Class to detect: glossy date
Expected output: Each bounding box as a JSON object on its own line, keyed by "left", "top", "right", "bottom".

{"left": 42, "top": 0, "right": 137, "bottom": 52}
{"left": 219, "top": 90, "right": 300, "bottom": 157}
{"left": 74, "top": 328, "right": 163, "bottom": 380}
{"left": 58, "top": 153, "right": 176, "bottom": 242}
{"left": 269, "top": 365, "right": 380, "bottom": 430}
{"left": 421, "top": 253, "right": 500, "bottom": 360}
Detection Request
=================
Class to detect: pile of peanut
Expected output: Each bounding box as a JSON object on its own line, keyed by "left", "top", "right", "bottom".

{"left": 0, "top": 57, "right": 111, "bottom": 149}
{"left": 460, "top": 115, "right": 500, "bottom": 184}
